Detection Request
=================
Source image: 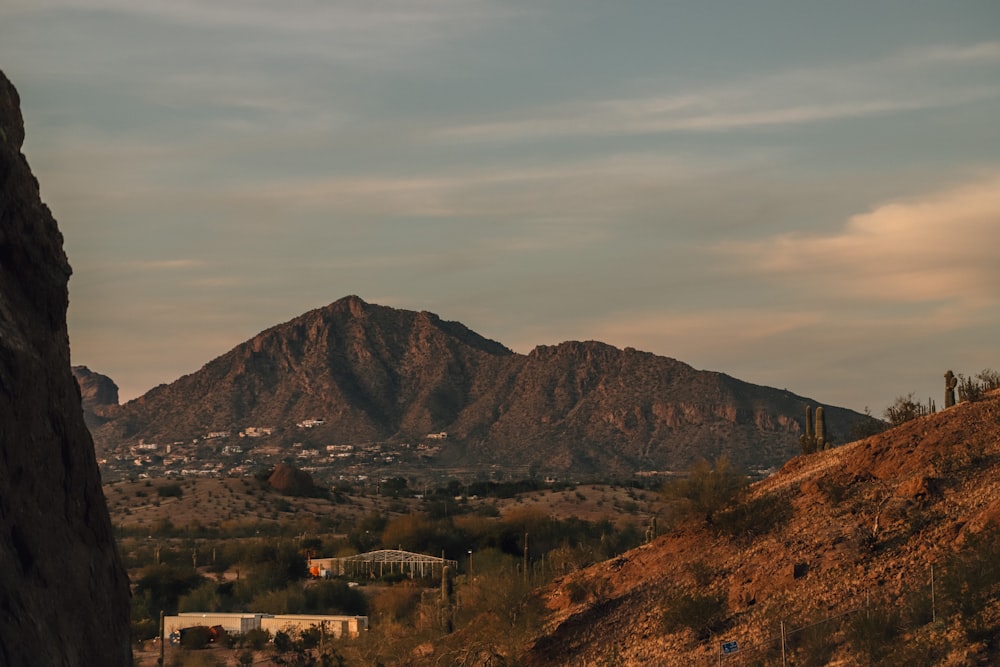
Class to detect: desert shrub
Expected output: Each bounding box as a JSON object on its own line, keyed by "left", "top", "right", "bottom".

{"left": 158, "top": 483, "right": 184, "bottom": 498}
{"left": 713, "top": 492, "right": 793, "bottom": 539}
{"left": 661, "top": 457, "right": 749, "bottom": 524}
{"left": 178, "top": 581, "right": 221, "bottom": 613}
{"left": 273, "top": 630, "right": 293, "bottom": 653}
{"left": 937, "top": 527, "right": 1000, "bottom": 639}
{"left": 170, "top": 652, "right": 226, "bottom": 667}
{"left": 547, "top": 543, "right": 600, "bottom": 575}
{"left": 130, "top": 615, "right": 158, "bottom": 642}
{"left": 883, "top": 393, "right": 930, "bottom": 427}
{"left": 565, "top": 580, "right": 590, "bottom": 604}
{"left": 250, "top": 584, "right": 306, "bottom": 615}
{"left": 685, "top": 560, "right": 717, "bottom": 588}
{"left": 846, "top": 606, "right": 900, "bottom": 662}
{"left": 661, "top": 587, "right": 728, "bottom": 640}
{"left": 788, "top": 617, "right": 838, "bottom": 667}
{"left": 976, "top": 367, "right": 1000, "bottom": 391}
{"left": 817, "top": 477, "right": 849, "bottom": 505}
{"left": 242, "top": 628, "right": 271, "bottom": 650}
{"left": 179, "top": 625, "right": 213, "bottom": 649}
{"left": 899, "top": 578, "right": 935, "bottom": 628}
{"left": 850, "top": 407, "right": 887, "bottom": 439}
{"left": 134, "top": 564, "right": 205, "bottom": 618}
{"left": 303, "top": 579, "right": 367, "bottom": 615}
{"left": 299, "top": 624, "right": 322, "bottom": 649}
{"left": 370, "top": 584, "right": 423, "bottom": 623}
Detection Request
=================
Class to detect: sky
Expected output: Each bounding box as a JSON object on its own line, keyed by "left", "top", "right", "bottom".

{"left": 1, "top": 1, "right": 998, "bottom": 414}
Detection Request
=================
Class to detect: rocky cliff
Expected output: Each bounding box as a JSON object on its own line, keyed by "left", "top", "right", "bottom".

{"left": 0, "top": 71, "right": 132, "bottom": 665}
{"left": 93, "top": 295, "right": 877, "bottom": 475}
{"left": 72, "top": 365, "right": 121, "bottom": 429}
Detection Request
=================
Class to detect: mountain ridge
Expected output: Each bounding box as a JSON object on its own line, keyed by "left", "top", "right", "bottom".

{"left": 91, "top": 295, "right": 876, "bottom": 475}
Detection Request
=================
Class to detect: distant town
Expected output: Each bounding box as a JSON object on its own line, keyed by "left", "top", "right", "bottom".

{"left": 95, "top": 419, "right": 570, "bottom": 491}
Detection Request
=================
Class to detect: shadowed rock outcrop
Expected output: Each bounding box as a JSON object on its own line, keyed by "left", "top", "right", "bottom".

{"left": 72, "top": 365, "right": 121, "bottom": 429}
{"left": 0, "top": 70, "right": 132, "bottom": 666}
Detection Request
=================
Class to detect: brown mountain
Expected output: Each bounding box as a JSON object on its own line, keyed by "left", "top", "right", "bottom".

{"left": 72, "top": 364, "right": 121, "bottom": 429}
{"left": 92, "top": 296, "right": 875, "bottom": 475}
{"left": 524, "top": 389, "right": 1000, "bottom": 666}
{"left": 0, "top": 71, "right": 131, "bottom": 666}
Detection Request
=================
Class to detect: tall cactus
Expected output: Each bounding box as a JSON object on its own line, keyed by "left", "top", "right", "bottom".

{"left": 944, "top": 370, "right": 957, "bottom": 408}
{"left": 800, "top": 404, "right": 830, "bottom": 453}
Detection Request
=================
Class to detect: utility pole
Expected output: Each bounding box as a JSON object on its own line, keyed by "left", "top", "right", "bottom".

{"left": 523, "top": 533, "right": 529, "bottom": 585}
{"left": 158, "top": 610, "right": 164, "bottom": 667}
{"left": 930, "top": 564, "right": 936, "bottom": 623}
{"left": 780, "top": 621, "right": 786, "bottom": 666}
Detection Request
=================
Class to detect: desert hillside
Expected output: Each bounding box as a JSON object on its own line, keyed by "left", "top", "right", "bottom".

{"left": 527, "top": 389, "right": 1000, "bottom": 666}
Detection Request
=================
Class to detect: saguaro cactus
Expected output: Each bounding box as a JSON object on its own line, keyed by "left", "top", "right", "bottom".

{"left": 944, "top": 370, "right": 957, "bottom": 408}
{"left": 815, "top": 406, "right": 826, "bottom": 447}
{"left": 800, "top": 405, "right": 830, "bottom": 454}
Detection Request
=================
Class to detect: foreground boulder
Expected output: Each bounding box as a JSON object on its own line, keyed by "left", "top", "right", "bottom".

{"left": 0, "top": 70, "right": 132, "bottom": 666}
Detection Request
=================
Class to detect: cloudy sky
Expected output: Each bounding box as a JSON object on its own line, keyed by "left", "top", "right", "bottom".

{"left": 2, "top": 1, "right": 998, "bottom": 413}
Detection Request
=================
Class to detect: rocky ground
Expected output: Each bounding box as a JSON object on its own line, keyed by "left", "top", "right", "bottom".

{"left": 528, "top": 390, "right": 1000, "bottom": 666}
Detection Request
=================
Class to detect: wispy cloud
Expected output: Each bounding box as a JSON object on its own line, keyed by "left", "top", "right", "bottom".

{"left": 717, "top": 173, "right": 1000, "bottom": 306}
{"left": 438, "top": 41, "right": 1000, "bottom": 142}
{"left": 3, "top": 0, "right": 523, "bottom": 70}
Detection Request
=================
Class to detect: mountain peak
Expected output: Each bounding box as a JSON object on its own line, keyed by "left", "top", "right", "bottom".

{"left": 92, "top": 299, "right": 876, "bottom": 476}
{"left": 326, "top": 294, "right": 369, "bottom": 318}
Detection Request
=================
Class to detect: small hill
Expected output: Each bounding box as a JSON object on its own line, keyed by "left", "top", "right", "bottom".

{"left": 91, "top": 296, "right": 877, "bottom": 476}
{"left": 527, "top": 390, "right": 1000, "bottom": 665}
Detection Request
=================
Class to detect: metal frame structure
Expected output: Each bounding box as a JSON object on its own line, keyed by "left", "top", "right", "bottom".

{"left": 327, "top": 549, "right": 458, "bottom": 579}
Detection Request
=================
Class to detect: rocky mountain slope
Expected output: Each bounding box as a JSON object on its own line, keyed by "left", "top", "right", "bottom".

{"left": 72, "top": 364, "right": 121, "bottom": 429}
{"left": 91, "top": 296, "right": 876, "bottom": 475}
{"left": 526, "top": 389, "right": 1000, "bottom": 666}
{"left": 0, "top": 70, "right": 132, "bottom": 666}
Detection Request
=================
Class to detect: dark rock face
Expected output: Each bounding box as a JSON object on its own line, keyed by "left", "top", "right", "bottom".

{"left": 72, "top": 365, "right": 121, "bottom": 429}
{"left": 0, "top": 71, "right": 132, "bottom": 666}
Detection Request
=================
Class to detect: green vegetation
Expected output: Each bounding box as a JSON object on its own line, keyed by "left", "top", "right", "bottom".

{"left": 124, "top": 479, "right": 651, "bottom": 658}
